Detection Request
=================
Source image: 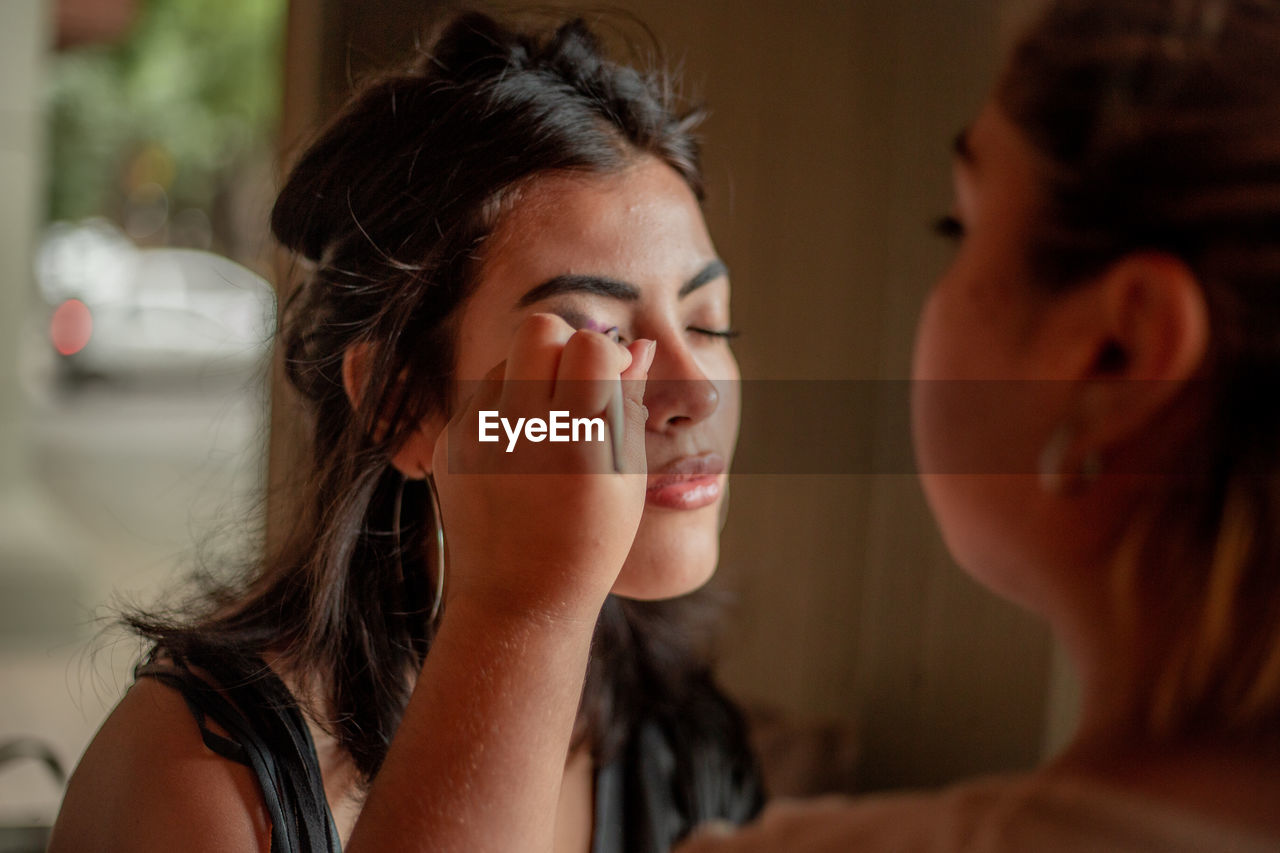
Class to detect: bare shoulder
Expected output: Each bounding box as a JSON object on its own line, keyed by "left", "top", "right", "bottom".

{"left": 48, "top": 675, "right": 271, "bottom": 853}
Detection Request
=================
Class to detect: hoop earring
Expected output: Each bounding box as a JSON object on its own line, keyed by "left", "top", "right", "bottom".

{"left": 1038, "top": 422, "right": 1101, "bottom": 495}
{"left": 425, "top": 472, "right": 446, "bottom": 624}
{"left": 391, "top": 472, "right": 446, "bottom": 627}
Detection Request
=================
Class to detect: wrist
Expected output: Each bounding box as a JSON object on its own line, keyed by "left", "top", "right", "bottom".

{"left": 443, "top": 551, "right": 614, "bottom": 629}
{"left": 438, "top": 587, "right": 603, "bottom": 644}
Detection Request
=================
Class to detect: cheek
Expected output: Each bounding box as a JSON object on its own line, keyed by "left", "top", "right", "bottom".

{"left": 911, "top": 275, "right": 983, "bottom": 383}
{"left": 910, "top": 288, "right": 1060, "bottom": 599}
{"left": 706, "top": 349, "right": 742, "bottom": 455}
{"left": 911, "top": 289, "right": 963, "bottom": 475}
{"left": 910, "top": 277, "right": 1038, "bottom": 472}
{"left": 911, "top": 290, "right": 944, "bottom": 384}
{"left": 716, "top": 374, "right": 742, "bottom": 458}
{"left": 913, "top": 288, "right": 1005, "bottom": 571}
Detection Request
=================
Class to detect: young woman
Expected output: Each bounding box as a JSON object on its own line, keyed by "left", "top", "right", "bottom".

{"left": 311, "top": 1, "right": 1280, "bottom": 850}
{"left": 48, "top": 12, "right": 761, "bottom": 853}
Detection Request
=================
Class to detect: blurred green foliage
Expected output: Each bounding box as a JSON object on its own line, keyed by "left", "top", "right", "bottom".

{"left": 45, "top": 0, "right": 285, "bottom": 224}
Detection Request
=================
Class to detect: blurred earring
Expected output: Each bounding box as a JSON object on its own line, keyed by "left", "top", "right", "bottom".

{"left": 1038, "top": 422, "right": 1101, "bottom": 495}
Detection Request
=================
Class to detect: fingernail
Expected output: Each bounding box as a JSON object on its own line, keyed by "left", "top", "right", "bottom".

{"left": 639, "top": 339, "right": 657, "bottom": 372}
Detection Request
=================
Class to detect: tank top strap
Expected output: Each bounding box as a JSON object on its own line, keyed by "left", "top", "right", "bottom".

{"left": 136, "top": 649, "right": 342, "bottom": 853}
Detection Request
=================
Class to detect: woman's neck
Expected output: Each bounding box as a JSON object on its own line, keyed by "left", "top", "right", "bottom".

{"left": 1045, "top": 604, "right": 1280, "bottom": 836}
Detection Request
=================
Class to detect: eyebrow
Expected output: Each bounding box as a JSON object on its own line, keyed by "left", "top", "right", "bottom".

{"left": 680, "top": 259, "right": 729, "bottom": 297}
{"left": 952, "top": 128, "right": 976, "bottom": 166}
{"left": 516, "top": 258, "right": 729, "bottom": 308}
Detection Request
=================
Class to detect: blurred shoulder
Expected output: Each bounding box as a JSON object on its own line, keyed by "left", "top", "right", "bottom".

{"left": 48, "top": 675, "right": 270, "bottom": 853}
{"left": 679, "top": 772, "right": 1280, "bottom": 853}
{"left": 678, "top": 778, "right": 1012, "bottom": 853}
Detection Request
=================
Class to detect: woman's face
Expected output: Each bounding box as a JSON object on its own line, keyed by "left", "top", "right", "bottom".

{"left": 911, "top": 101, "right": 1084, "bottom": 609}
{"left": 448, "top": 156, "right": 741, "bottom": 600}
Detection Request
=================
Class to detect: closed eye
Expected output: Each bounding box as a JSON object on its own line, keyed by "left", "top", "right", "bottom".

{"left": 689, "top": 326, "right": 741, "bottom": 340}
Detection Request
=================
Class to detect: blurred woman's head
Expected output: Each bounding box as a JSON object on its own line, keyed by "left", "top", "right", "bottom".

{"left": 913, "top": 0, "right": 1280, "bottom": 741}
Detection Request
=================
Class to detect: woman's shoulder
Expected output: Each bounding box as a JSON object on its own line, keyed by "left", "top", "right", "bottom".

{"left": 677, "top": 772, "right": 1280, "bottom": 853}
{"left": 48, "top": 672, "right": 271, "bottom": 852}
{"left": 676, "top": 776, "right": 1011, "bottom": 853}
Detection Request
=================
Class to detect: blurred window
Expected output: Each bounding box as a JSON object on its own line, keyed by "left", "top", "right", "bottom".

{"left": 1, "top": 0, "right": 286, "bottom": 834}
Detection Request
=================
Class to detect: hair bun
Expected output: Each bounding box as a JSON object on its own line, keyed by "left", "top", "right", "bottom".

{"left": 271, "top": 149, "right": 342, "bottom": 264}
{"left": 429, "top": 12, "right": 531, "bottom": 79}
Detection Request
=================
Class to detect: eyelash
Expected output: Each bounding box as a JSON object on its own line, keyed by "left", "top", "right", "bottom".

{"left": 591, "top": 325, "right": 740, "bottom": 343}
{"left": 933, "top": 215, "right": 966, "bottom": 241}
{"left": 689, "top": 326, "right": 741, "bottom": 341}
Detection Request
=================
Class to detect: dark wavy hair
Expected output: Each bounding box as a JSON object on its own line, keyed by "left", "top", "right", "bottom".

{"left": 998, "top": 0, "right": 1280, "bottom": 739}
{"left": 128, "top": 9, "right": 759, "bottom": 816}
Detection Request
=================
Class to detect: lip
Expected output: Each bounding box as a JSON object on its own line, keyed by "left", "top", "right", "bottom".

{"left": 646, "top": 453, "right": 726, "bottom": 511}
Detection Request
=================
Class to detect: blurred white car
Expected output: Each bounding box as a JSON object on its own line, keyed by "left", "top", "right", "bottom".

{"left": 35, "top": 219, "right": 276, "bottom": 383}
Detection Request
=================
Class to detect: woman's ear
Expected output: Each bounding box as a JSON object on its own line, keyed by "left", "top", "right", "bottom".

{"left": 1079, "top": 251, "right": 1210, "bottom": 448}
{"left": 342, "top": 342, "right": 388, "bottom": 439}
{"left": 342, "top": 343, "right": 441, "bottom": 480}
{"left": 342, "top": 343, "right": 371, "bottom": 412}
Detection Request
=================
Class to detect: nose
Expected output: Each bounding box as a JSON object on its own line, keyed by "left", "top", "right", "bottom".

{"left": 643, "top": 336, "right": 720, "bottom": 431}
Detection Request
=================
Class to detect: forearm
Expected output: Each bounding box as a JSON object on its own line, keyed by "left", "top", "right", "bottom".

{"left": 344, "top": 596, "right": 597, "bottom": 853}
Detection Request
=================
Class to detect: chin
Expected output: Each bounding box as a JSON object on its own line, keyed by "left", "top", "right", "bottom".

{"left": 610, "top": 507, "right": 721, "bottom": 600}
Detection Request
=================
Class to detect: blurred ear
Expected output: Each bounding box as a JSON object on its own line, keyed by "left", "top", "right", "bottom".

{"left": 1076, "top": 252, "right": 1209, "bottom": 449}
{"left": 342, "top": 343, "right": 441, "bottom": 479}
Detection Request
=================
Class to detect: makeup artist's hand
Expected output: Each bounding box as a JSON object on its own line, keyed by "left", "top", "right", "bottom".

{"left": 431, "top": 312, "right": 655, "bottom": 622}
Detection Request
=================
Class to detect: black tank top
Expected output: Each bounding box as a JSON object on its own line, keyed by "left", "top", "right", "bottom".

{"left": 137, "top": 648, "right": 762, "bottom": 853}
